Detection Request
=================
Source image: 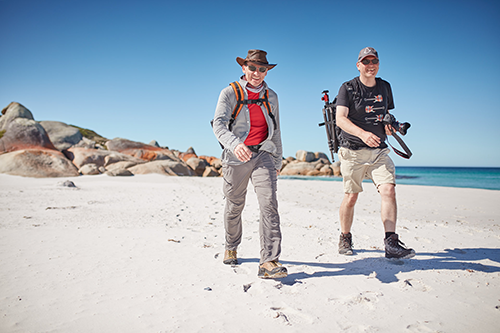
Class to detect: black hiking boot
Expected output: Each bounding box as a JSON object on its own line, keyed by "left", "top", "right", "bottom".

{"left": 339, "top": 232, "right": 353, "bottom": 255}
{"left": 384, "top": 234, "right": 415, "bottom": 259}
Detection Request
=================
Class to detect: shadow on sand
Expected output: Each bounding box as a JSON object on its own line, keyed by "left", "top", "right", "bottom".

{"left": 276, "top": 247, "right": 500, "bottom": 285}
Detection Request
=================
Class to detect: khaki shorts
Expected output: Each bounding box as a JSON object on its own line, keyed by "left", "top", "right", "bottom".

{"left": 339, "top": 147, "right": 395, "bottom": 193}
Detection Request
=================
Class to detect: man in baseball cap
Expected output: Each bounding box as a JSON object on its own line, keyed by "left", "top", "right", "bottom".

{"left": 334, "top": 47, "right": 416, "bottom": 260}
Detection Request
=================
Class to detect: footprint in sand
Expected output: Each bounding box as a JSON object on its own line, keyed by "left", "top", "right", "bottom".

{"left": 231, "top": 264, "right": 252, "bottom": 275}
{"left": 399, "top": 278, "right": 431, "bottom": 292}
{"left": 414, "top": 236, "right": 432, "bottom": 244}
{"left": 349, "top": 291, "right": 383, "bottom": 310}
{"left": 268, "top": 305, "right": 316, "bottom": 325}
{"left": 329, "top": 291, "right": 383, "bottom": 310}
{"left": 406, "top": 320, "right": 443, "bottom": 332}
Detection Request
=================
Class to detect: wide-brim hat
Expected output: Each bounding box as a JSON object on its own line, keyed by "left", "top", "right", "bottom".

{"left": 236, "top": 49, "right": 277, "bottom": 69}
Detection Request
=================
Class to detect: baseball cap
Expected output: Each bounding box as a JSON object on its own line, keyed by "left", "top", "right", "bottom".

{"left": 358, "top": 47, "right": 379, "bottom": 62}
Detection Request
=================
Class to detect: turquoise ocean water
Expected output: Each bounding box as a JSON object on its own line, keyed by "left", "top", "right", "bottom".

{"left": 279, "top": 167, "right": 500, "bottom": 191}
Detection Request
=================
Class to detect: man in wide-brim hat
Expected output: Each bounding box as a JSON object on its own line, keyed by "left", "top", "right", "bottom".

{"left": 212, "top": 49, "right": 286, "bottom": 279}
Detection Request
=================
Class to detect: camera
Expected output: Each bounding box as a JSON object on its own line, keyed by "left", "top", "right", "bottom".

{"left": 382, "top": 113, "right": 411, "bottom": 136}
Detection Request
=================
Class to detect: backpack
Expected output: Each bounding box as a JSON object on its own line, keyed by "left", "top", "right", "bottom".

{"left": 212, "top": 81, "right": 276, "bottom": 149}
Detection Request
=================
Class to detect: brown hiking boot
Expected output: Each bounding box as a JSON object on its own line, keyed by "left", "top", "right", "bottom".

{"left": 223, "top": 250, "right": 238, "bottom": 265}
{"left": 339, "top": 232, "right": 353, "bottom": 255}
{"left": 258, "top": 261, "right": 288, "bottom": 279}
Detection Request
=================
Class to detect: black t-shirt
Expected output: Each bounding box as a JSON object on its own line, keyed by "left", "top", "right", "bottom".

{"left": 337, "top": 77, "right": 394, "bottom": 149}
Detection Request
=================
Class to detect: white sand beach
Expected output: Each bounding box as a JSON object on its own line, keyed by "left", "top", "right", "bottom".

{"left": 1, "top": 173, "right": 499, "bottom": 332}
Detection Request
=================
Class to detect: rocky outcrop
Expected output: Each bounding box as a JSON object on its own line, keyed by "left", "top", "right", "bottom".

{"left": 149, "top": 140, "right": 160, "bottom": 147}
{"left": 0, "top": 102, "right": 339, "bottom": 178}
{"left": 199, "top": 155, "right": 219, "bottom": 166}
{"left": 64, "top": 139, "right": 220, "bottom": 177}
{"left": 106, "top": 169, "right": 134, "bottom": 177}
{"left": 295, "top": 150, "right": 316, "bottom": 162}
{"left": 106, "top": 138, "right": 177, "bottom": 161}
{"left": 203, "top": 166, "right": 220, "bottom": 177}
{"left": 0, "top": 149, "right": 79, "bottom": 178}
{"left": 186, "top": 157, "right": 209, "bottom": 176}
{"left": 280, "top": 161, "right": 317, "bottom": 175}
{"left": 78, "top": 163, "right": 102, "bottom": 175}
{"left": 65, "top": 147, "right": 144, "bottom": 169}
{"left": 128, "top": 160, "right": 195, "bottom": 176}
{"left": 105, "top": 161, "right": 144, "bottom": 173}
{"left": 0, "top": 118, "right": 57, "bottom": 153}
{"left": 0, "top": 102, "right": 34, "bottom": 131}
{"left": 280, "top": 150, "right": 341, "bottom": 177}
{"left": 331, "top": 161, "right": 341, "bottom": 176}
{"left": 39, "top": 121, "right": 83, "bottom": 151}
{"left": 71, "top": 125, "right": 108, "bottom": 148}
{"left": 0, "top": 105, "right": 79, "bottom": 177}
{"left": 104, "top": 139, "right": 222, "bottom": 177}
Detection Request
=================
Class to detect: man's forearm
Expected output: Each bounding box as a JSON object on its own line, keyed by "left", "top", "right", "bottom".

{"left": 336, "top": 116, "right": 366, "bottom": 139}
{"left": 336, "top": 106, "right": 381, "bottom": 147}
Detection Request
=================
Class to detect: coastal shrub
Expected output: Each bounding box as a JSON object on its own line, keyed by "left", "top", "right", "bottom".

{"left": 70, "top": 125, "right": 108, "bottom": 147}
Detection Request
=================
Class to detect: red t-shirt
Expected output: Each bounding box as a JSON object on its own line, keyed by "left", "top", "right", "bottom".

{"left": 244, "top": 90, "right": 269, "bottom": 146}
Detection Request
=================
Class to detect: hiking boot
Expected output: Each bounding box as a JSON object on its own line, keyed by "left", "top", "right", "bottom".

{"left": 258, "top": 261, "right": 288, "bottom": 279}
{"left": 223, "top": 250, "right": 238, "bottom": 265}
{"left": 339, "top": 232, "right": 353, "bottom": 255}
{"left": 384, "top": 234, "right": 415, "bottom": 259}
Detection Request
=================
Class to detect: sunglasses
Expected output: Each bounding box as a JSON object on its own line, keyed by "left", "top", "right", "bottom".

{"left": 361, "top": 58, "right": 379, "bottom": 65}
{"left": 247, "top": 65, "right": 268, "bottom": 73}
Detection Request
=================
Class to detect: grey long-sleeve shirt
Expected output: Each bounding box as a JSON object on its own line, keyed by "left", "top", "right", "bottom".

{"left": 212, "top": 78, "right": 282, "bottom": 170}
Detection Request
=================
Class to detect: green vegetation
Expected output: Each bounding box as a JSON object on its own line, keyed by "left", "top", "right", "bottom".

{"left": 69, "top": 125, "right": 109, "bottom": 147}
{"left": 0, "top": 130, "right": 5, "bottom": 139}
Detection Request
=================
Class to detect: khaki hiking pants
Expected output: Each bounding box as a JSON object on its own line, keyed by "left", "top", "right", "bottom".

{"left": 222, "top": 151, "right": 281, "bottom": 264}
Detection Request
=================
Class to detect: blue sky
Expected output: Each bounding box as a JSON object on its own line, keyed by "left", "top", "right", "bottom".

{"left": 1, "top": 0, "right": 499, "bottom": 167}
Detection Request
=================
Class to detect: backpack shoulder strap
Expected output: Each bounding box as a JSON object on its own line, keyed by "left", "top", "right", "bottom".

{"left": 228, "top": 81, "right": 277, "bottom": 130}
{"left": 345, "top": 77, "right": 361, "bottom": 103}
{"left": 261, "top": 89, "right": 277, "bottom": 129}
{"left": 228, "top": 81, "right": 245, "bottom": 130}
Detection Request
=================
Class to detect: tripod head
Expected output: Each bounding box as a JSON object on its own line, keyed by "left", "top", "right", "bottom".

{"left": 321, "top": 90, "right": 330, "bottom": 104}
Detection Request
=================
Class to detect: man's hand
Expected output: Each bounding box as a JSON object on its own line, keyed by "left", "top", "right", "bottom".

{"left": 385, "top": 124, "right": 394, "bottom": 136}
{"left": 360, "top": 131, "right": 381, "bottom": 148}
{"left": 234, "top": 143, "right": 252, "bottom": 162}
